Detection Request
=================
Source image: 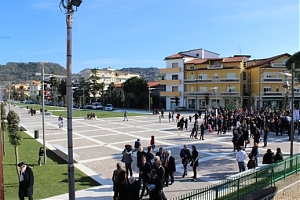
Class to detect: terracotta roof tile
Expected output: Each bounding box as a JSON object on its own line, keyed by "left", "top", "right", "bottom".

{"left": 147, "top": 81, "right": 160, "bottom": 87}
{"left": 185, "top": 59, "right": 207, "bottom": 64}
{"left": 246, "top": 53, "right": 291, "bottom": 69}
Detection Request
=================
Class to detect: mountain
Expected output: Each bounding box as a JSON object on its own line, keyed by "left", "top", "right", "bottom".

{"left": 118, "top": 67, "right": 163, "bottom": 82}
{"left": 0, "top": 62, "right": 67, "bottom": 84}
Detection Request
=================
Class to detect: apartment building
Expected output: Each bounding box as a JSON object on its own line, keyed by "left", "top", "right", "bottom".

{"left": 246, "top": 53, "right": 300, "bottom": 110}
{"left": 160, "top": 49, "right": 220, "bottom": 110}
{"left": 74, "top": 67, "right": 140, "bottom": 95}
{"left": 184, "top": 55, "right": 250, "bottom": 110}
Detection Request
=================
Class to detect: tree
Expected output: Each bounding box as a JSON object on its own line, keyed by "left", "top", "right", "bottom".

{"left": 122, "top": 77, "right": 148, "bottom": 108}
{"left": 7, "top": 110, "right": 21, "bottom": 179}
{"left": 1, "top": 102, "right": 6, "bottom": 156}
{"left": 286, "top": 51, "right": 300, "bottom": 83}
{"left": 58, "top": 79, "right": 67, "bottom": 98}
{"left": 282, "top": 91, "right": 290, "bottom": 111}
{"left": 89, "top": 68, "right": 102, "bottom": 101}
{"left": 120, "top": 94, "right": 125, "bottom": 108}
{"left": 18, "top": 85, "right": 25, "bottom": 99}
{"left": 250, "top": 93, "right": 257, "bottom": 109}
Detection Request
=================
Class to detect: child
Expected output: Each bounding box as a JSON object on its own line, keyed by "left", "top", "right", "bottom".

{"left": 190, "top": 127, "right": 195, "bottom": 138}
{"left": 189, "top": 115, "right": 192, "bottom": 123}
{"left": 150, "top": 135, "right": 155, "bottom": 150}
{"left": 133, "top": 139, "right": 141, "bottom": 153}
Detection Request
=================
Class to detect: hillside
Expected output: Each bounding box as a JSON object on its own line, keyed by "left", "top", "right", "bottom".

{"left": 118, "top": 67, "right": 163, "bottom": 82}
{"left": 0, "top": 62, "right": 67, "bottom": 84}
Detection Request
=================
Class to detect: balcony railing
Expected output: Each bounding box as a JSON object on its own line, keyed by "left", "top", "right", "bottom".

{"left": 219, "top": 78, "right": 240, "bottom": 82}
{"left": 207, "top": 64, "right": 223, "bottom": 69}
{"left": 219, "top": 92, "right": 240, "bottom": 96}
{"left": 262, "top": 78, "right": 283, "bottom": 82}
{"left": 184, "top": 92, "right": 213, "bottom": 96}
{"left": 184, "top": 79, "right": 213, "bottom": 83}
{"left": 261, "top": 92, "right": 283, "bottom": 96}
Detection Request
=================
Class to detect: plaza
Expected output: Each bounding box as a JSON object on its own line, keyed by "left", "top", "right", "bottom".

{"left": 10, "top": 106, "right": 300, "bottom": 200}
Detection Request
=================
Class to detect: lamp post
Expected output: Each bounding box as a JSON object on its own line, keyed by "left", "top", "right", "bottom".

{"left": 59, "top": 1, "right": 82, "bottom": 199}
{"left": 0, "top": 86, "right": 4, "bottom": 200}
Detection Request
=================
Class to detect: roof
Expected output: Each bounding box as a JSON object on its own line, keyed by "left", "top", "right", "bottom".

{"left": 31, "top": 80, "right": 41, "bottom": 85}
{"left": 246, "top": 53, "right": 291, "bottom": 69}
{"left": 184, "top": 56, "right": 248, "bottom": 64}
{"left": 164, "top": 53, "right": 186, "bottom": 60}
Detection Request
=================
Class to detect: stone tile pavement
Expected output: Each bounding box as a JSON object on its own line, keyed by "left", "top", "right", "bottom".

{"left": 10, "top": 105, "right": 300, "bottom": 199}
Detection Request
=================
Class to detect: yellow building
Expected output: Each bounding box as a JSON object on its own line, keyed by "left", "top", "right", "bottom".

{"left": 184, "top": 55, "right": 250, "bottom": 109}
{"left": 246, "top": 53, "right": 299, "bottom": 109}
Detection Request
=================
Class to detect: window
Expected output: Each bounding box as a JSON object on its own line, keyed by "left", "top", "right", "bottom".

{"left": 243, "top": 72, "right": 247, "bottom": 80}
{"left": 282, "top": 59, "right": 287, "bottom": 65}
{"left": 172, "top": 63, "right": 178, "bottom": 68}
{"left": 264, "top": 87, "right": 271, "bottom": 92}
{"left": 294, "top": 87, "right": 299, "bottom": 92}
{"left": 243, "top": 84, "right": 247, "bottom": 92}
{"left": 196, "top": 53, "right": 199, "bottom": 57}
{"left": 264, "top": 73, "right": 272, "bottom": 79}
{"left": 190, "top": 86, "right": 194, "bottom": 92}
{"left": 188, "top": 99, "right": 196, "bottom": 109}
{"left": 190, "top": 64, "right": 194, "bottom": 69}
{"left": 243, "top": 62, "right": 247, "bottom": 68}
{"left": 199, "top": 87, "right": 207, "bottom": 92}
{"left": 226, "top": 73, "right": 235, "bottom": 79}
{"left": 227, "top": 86, "right": 235, "bottom": 92}
{"left": 276, "top": 86, "right": 279, "bottom": 92}
{"left": 172, "top": 86, "right": 178, "bottom": 92}
{"left": 213, "top": 73, "right": 218, "bottom": 79}
{"left": 172, "top": 75, "right": 178, "bottom": 80}
{"left": 214, "top": 61, "right": 221, "bottom": 66}
{"left": 190, "top": 74, "right": 194, "bottom": 80}
{"left": 199, "top": 74, "right": 207, "bottom": 79}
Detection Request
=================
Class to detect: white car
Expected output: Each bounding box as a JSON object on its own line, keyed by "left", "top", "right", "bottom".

{"left": 92, "top": 102, "right": 103, "bottom": 110}
{"left": 105, "top": 104, "right": 113, "bottom": 111}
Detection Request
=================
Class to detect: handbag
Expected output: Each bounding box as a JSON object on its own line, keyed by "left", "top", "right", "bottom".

{"left": 245, "top": 139, "right": 250, "bottom": 144}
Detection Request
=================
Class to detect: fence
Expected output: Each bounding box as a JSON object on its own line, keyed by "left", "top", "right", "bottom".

{"left": 172, "top": 154, "right": 300, "bottom": 200}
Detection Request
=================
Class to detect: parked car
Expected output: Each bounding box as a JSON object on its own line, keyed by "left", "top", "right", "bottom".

{"left": 92, "top": 102, "right": 103, "bottom": 110}
{"left": 83, "top": 103, "right": 93, "bottom": 109}
{"left": 105, "top": 104, "right": 113, "bottom": 111}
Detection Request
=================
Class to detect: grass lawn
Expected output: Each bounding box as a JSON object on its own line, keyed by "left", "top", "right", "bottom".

{"left": 3, "top": 131, "right": 100, "bottom": 200}
{"left": 51, "top": 110, "right": 145, "bottom": 118}
{"left": 12, "top": 103, "right": 66, "bottom": 111}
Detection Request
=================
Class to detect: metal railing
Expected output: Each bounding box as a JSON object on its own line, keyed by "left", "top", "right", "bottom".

{"left": 172, "top": 154, "right": 300, "bottom": 200}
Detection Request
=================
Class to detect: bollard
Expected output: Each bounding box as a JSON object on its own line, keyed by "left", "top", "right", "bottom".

{"left": 34, "top": 130, "right": 39, "bottom": 139}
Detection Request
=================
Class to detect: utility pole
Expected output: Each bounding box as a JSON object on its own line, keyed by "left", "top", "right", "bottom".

{"left": 0, "top": 86, "right": 5, "bottom": 200}
{"left": 41, "top": 65, "right": 46, "bottom": 164}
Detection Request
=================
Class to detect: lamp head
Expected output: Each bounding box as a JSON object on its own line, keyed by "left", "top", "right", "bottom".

{"left": 71, "top": 0, "right": 82, "bottom": 7}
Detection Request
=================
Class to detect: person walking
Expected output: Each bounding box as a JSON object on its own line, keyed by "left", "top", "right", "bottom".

{"left": 180, "top": 144, "right": 191, "bottom": 178}
{"left": 200, "top": 123, "right": 205, "bottom": 140}
{"left": 190, "top": 145, "right": 199, "bottom": 181}
{"left": 133, "top": 139, "right": 141, "bottom": 153}
{"left": 58, "top": 114, "right": 63, "bottom": 129}
{"left": 18, "top": 162, "right": 34, "bottom": 200}
{"left": 150, "top": 135, "right": 155, "bottom": 150}
{"left": 193, "top": 120, "right": 199, "bottom": 139}
{"left": 127, "top": 176, "right": 141, "bottom": 200}
{"left": 139, "top": 156, "right": 151, "bottom": 199}
{"left": 250, "top": 142, "right": 260, "bottom": 167}
{"left": 148, "top": 169, "right": 164, "bottom": 200}
{"left": 112, "top": 163, "right": 125, "bottom": 200}
{"left": 38, "top": 147, "right": 44, "bottom": 166}
{"left": 164, "top": 150, "right": 176, "bottom": 186}
{"left": 123, "top": 110, "right": 128, "bottom": 121}
{"left": 263, "top": 126, "right": 269, "bottom": 147}
{"left": 236, "top": 146, "right": 247, "bottom": 172}
{"left": 122, "top": 145, "right": 133, "bottom": 177}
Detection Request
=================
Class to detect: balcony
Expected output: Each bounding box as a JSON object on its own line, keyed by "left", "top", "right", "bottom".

{"left": 160, "top": 91, "right": 181, "bottom": 97}
{"left": 271, "top": 63, "right": 286, "bottom": 68}
{"left": 219, "top": 78, "right": 240, "bottom": 82}
{"left": 262, "top": 78, "right": 283, "bottom": 82}
{"left": 261, "top": 92, "right": 283, "bottom": 96}
{"left": 184, "top": 92, "right": 213, "bottom": 96}
{"left": 207, "top": 64, "right": 223, "bottom": 69}
{"left": 219, "top": 92, "right": 240, "bottom": 96}
{"left": 184, "top": 79, "right": 212, "bottom": 83}
{"left": 160, "top": 68, "right": 181, "bottom": 73}
{"left": 160, "top": 79, "right": 181, "bottom": 85}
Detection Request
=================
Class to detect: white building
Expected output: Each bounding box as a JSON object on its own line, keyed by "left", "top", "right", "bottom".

{"left": 160, "top": 48, "right": 219, "bottom": 110}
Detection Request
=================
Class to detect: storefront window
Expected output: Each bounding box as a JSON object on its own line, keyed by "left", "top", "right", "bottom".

{"left": 188, "top": 99, "right": 196, "bottom": 109}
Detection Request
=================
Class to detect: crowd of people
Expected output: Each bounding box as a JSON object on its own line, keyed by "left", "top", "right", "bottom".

{"left": 113, "top": 141, "right": 202, "bottom": 200}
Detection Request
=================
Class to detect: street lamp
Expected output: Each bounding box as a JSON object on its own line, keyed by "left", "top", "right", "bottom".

{"left": 0, "top": 86, "right": 4, "bottom": 200}
{"left": 282, "top": 63, "right": 299, "bottom": 158}
{"left": 210, "top": 86, "right": 218, "bottom": 109}
{"left": 59, "top": 0, "right": 82, "bottom": 199}
{"left": 148, "top": 87, "right": 155, "bottom": 115}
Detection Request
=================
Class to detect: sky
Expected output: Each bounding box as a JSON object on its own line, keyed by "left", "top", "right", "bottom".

{"left": 0, "top": 0, "right": 299, "bottom": 73}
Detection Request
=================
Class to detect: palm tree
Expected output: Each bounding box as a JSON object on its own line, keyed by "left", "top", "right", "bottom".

{"left": 18, "top": 85, "right": 25, "bottom": 99}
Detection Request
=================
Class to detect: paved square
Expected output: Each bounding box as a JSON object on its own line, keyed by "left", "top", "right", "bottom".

{"left": 12, "top": 106, "right": 300, "bottom": 199}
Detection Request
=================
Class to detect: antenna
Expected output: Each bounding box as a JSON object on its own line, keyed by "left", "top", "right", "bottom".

{"left": 238, "top": 46, "right": 241, "bottom": 55}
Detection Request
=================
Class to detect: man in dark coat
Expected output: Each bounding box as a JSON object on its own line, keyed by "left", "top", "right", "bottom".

{"left": 127, "top": 176, "right": 141, "bottom": 200}
{"left": 18, "top": 162, "right": 34, "bottom": 200}
{"left": 164, "top": 150, "right": 176, "bottom": 186}
{"left": 180, "top": 144, "right": 191, "bottom": 178}
{"left": 139, "top": 156, "right": 151, "bottom": 198}
{"left": 262, "top": 149, "right": 275, "bottom": 164}
{"left": 148, "top": 169, "right": 164, "bottom": 200}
